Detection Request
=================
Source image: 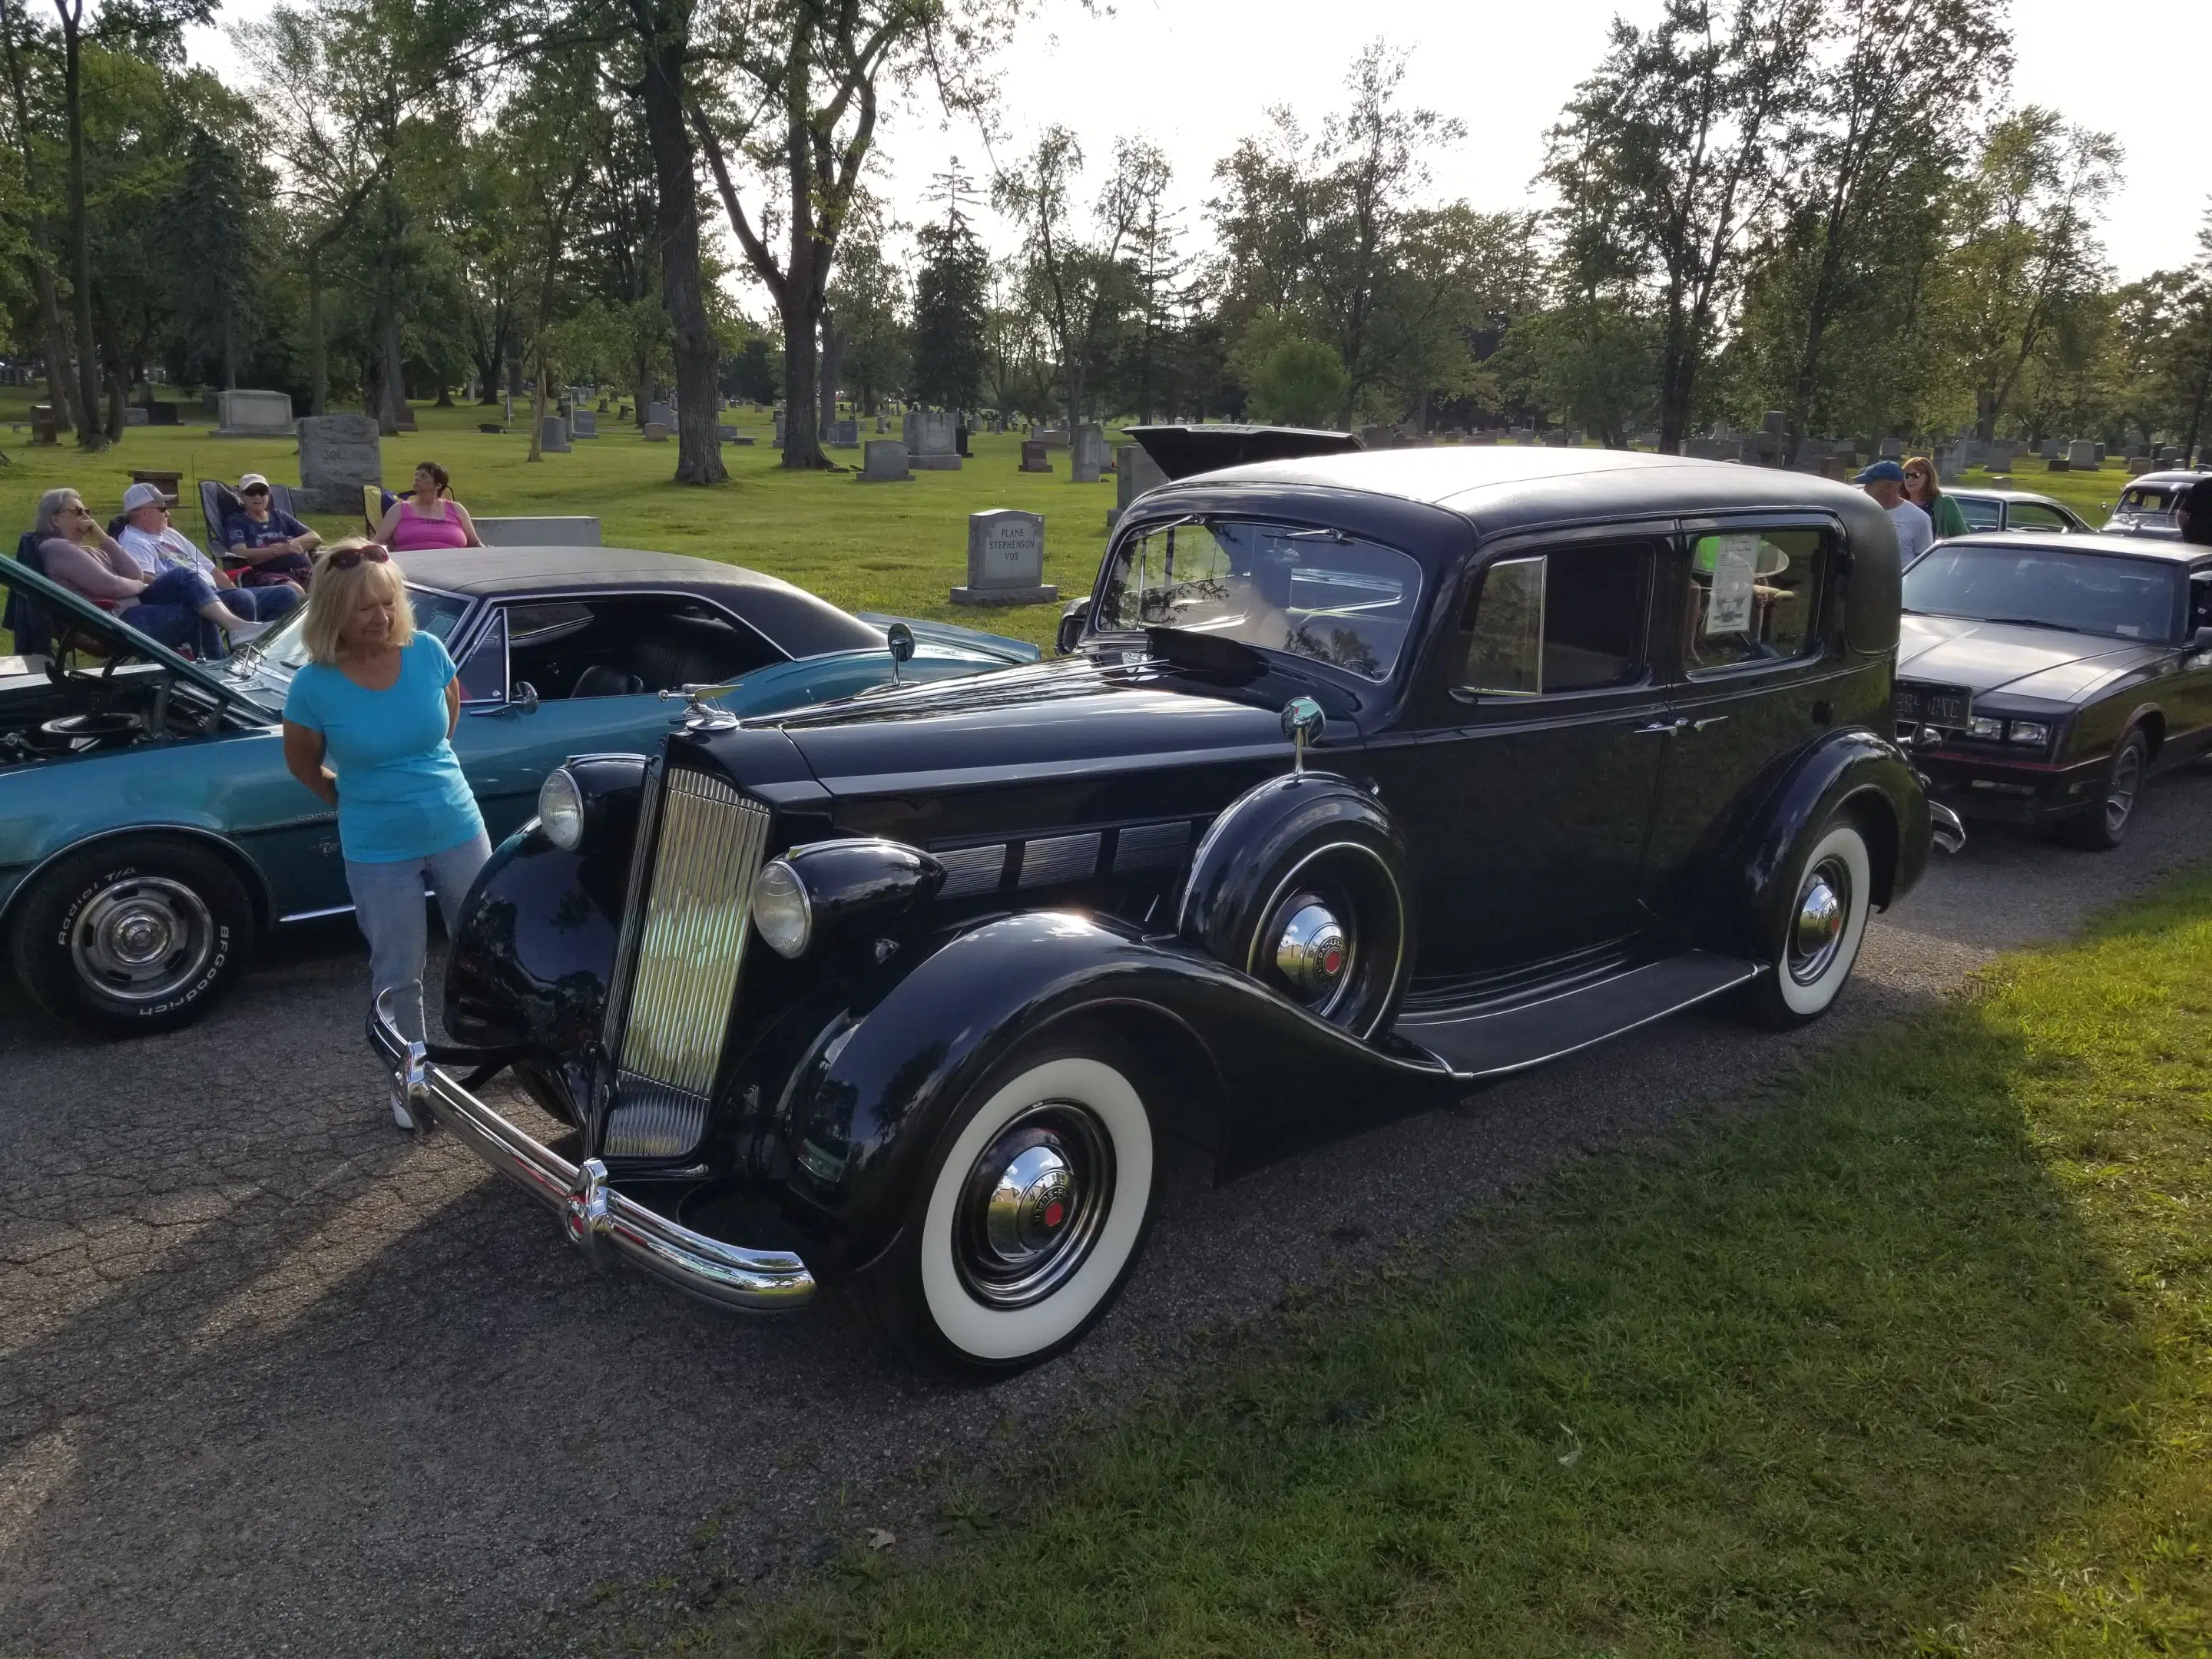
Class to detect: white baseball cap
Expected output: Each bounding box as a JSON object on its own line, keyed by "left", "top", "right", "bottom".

{"left": 121, "top": 481, "right": 170, "bottom": 514}
{"left": 238, "top": 472, "right": 270, "bottom": 492}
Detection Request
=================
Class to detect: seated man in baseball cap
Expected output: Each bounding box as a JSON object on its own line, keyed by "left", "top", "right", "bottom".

{"left": 114, "top": 480, "right": 298, "bottom": 655}
{"left": 222, "top": 472, "right": 320, "bottom": 588}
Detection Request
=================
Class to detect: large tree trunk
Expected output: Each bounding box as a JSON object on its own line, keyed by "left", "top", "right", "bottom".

{"left": 307, "top": 251, "right": 328, "bottom": 416}
{"left": 39, "top": 313, "right": 74, "bottom": 434}
{"left": 637, "top": 29, "right": 725, "bottom": 485}
{"left": 60, "top": 15, "right": 103, "bottom": 451}
{"left": 377, "top": 304, "right": 407, "bottom": 435}
{"left": 817, "top": 307, "right": 842, "bottom": 439}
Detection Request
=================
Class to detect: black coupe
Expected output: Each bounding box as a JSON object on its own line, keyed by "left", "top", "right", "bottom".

{"left": 380, "top": 438, "right": 1949, "bottom": 1376}
{"left": 1897, "top": 531, "right": 2212, "bottom": 847}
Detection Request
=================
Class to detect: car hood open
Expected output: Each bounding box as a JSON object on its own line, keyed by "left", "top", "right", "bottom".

{"left": 1898, "top": 613, "right": 2166, "bottom": 701}
{"left": 0, "top": 554, "right": 280, "bottom": 717}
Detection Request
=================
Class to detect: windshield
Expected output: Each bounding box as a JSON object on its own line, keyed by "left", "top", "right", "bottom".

{"left": 235, "top": 585, "right": 472, "bottom": 678}
{"left": 1903, "top": 544, "right": 2178, "bottom": 641}
{"left": 2114, "top": 486, "right": 2177, "bottom": 524}
{"left": 1094, "top": 518, "right": 1423, "bottom": 682}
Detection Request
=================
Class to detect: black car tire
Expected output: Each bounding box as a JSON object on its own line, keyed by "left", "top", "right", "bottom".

{"left": 2058, "top": 730, "right": 2148, "bottom": 852}
{"left": 859, "top": 1021, "right": 1160, "bottom": 1379}
{"left": 1737, "top": 812, "right": 1873, "bottom": 1030}
{"left": 9, "top": 838, "right": 254, "bottom": 1035}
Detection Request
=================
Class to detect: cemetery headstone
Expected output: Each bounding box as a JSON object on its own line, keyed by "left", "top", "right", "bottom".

{"left": 28, "top": 403, "right": 55, "bottom": 444}
{"left": 876, "top": 413, "right": 889, "bottom": 433}
{"left": 858, "top": 440, "right": 912, "bottom": 482}
{"left": 540, "top": 416, "right": 571, "bottom": 453}
{"left": 294, "top": 413, "right": 381, "bottom": 514}
{"left": 1685, "top": 437, "right": 1743, "bottom": 462}
{"left": 571, "top": 409, "right": 598, "bottom": 438}
{"left": 831, "top": 417, "right": 859, "bottom": 449}
{"left": 1071, "top": 424, "right": 1111, "bottom": 482}
{"left": 2128, "top": 456, "right": 2153, "bottom": 476}
{"left": 214, "top": 389, "right": 294, "bottom": 436}
{"left": 1357, "top": 426, "right": 1397, "bottom": 450}
{"left": 122, "top": 406, "right": 148, "bottom": 427}
{"left": 2038, "top": 437, "right": 2061, "bottom": 458}
{"left": 2067, "top": 439, "right": 2098, "bottom": 470}
{"left": 1020, "top": 439, "right": 1052, "bottom": 473}
{"left": 952, "top": 508, "right": 1056, "bottom": 606}
{"left": 904, "top": 409, "right": 961, "bottom": 470}
{"left": 717, "top": 423, "right": 740, "bottom": 441}
{"left": 1108, "top": 442, "right": 1169, "bottom": 527}
{"left": 478, "top": 422, "right": 505, "bottom": 434}
{"left": 647, "top": 401, "right": 674, "bottom": 427}
{"left": 475, "top": 516, "right": 601, "bottom": 546}
{"left": 644, "top": 422, "right": 671, "bottom": 442}
{"left": 1878, "top": 437, "right": 1905, "bottom": 460}
{"left": 1033, "top": 426, "right": 1070, "bottom": 447}
{"left": 773, "top": 408, "right": 786, "bottom": 449}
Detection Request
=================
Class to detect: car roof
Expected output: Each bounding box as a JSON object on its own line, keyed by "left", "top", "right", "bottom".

{"left": 1937, "top": 530, "right": 2205, "bottom": 565}
{"left": 1947, "top": 488, "right": 2065, "bottom": 505}
{"left": 1168, "top": 445, "right": 1876, "bottom": 524}
{"left": 2118, "top": 470, "right": 2212, "bottom": 489}
{"left": 394, "top": 545, "right": 883, "bottom": 656}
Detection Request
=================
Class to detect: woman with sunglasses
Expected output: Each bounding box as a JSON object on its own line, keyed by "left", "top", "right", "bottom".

{"left": 281, "top": 538, "right": 489, "bottom": 1131}
{"left": 222, "top": 472, "right": 320, "bottom": 588}
{"left": 1902, "top": 456, "right": 1967, "bottom": 541}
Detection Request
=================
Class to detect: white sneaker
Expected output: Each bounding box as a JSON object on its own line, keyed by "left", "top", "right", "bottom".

{"left": 226, "top": 620, "right": 273, "bottom": 645}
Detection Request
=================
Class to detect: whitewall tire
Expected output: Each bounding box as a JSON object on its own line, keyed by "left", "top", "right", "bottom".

{"left": 1741, "top": 816, "right": 1873, "bottom": 1028}
{"left": 863, "top": 1028, "right": 1159, "bottom": 1377}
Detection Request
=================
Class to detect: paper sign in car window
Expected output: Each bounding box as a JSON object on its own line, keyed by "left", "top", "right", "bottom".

{"left": 1704, "top": 534, "right": 1758, "bottom": 634}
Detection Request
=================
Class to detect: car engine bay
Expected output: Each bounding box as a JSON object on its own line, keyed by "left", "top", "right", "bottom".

{"left": 0, "top": 657, "right": 237, "bottom": 767}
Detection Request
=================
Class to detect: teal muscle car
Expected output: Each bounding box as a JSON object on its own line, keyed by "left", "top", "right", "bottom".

{"left": 0, "top": 546, "right": 1035, "bottom": 1035}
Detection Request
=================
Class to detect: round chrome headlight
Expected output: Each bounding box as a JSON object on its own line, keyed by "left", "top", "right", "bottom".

{"left": 753, "top": 858, "right": 812, "bottom": 958}
{"left": 538, "top": 767, "right": 586, "bottom": 851}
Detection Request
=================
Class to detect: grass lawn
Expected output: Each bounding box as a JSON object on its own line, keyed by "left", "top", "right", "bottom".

{"left": 0, "top": 392, "right": 1122, "bottom": 654}
{"left": 693, "top": 869, "right": 2212, "bottom": 1657}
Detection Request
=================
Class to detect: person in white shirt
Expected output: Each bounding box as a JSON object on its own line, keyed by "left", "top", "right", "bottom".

{"left": 1856, "top": 460, "right": 1932, "bottom": 565}
{"left": 114, "top": 481, "right": 298, "bottom": 653}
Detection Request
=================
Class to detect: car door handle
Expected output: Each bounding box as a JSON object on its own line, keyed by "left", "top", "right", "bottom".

{"left": 1634, "top": 717, "right": 1687, "bottom": 735}
{"left": 1690, "top": 715, "right": 1729, "bottom": 732}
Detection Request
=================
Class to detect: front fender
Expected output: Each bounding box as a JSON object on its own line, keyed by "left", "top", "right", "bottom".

{"left": 776, "top": 910, "right": 1455, "bottom": 1277}
{"left": 1701, "top": 727, "right": 1930, "bottom": 955}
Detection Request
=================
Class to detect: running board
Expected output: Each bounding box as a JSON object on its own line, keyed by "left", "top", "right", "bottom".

{"left": 1389, "top": 949, "right": 1763, "bottom": 1080}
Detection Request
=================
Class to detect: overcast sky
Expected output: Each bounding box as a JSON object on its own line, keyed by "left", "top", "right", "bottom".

{"left": 190, "top": 0, "right": 2210, "bottom": 296}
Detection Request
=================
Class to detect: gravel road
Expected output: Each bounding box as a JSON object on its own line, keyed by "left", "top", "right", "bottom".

{"left": 4, "top": 773, "right": 2207, "bottom": 1657}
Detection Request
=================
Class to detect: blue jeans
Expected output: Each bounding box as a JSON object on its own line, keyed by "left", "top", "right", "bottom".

{"left": 124, "top": 571, "right": 297, "bottom": 656}
{"left": 344, "top": 831, "right": 495, "bottom": 1045}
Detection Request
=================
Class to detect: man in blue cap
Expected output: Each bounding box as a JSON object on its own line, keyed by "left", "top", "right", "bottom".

{"left": 1856, "top": 459, "right": 1932, "bottom": 564}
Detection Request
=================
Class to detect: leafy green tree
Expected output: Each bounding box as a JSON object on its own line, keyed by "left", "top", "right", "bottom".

{"left": 1545, "top": 0, "right": 1820, "bottom": 452}
{"left": 910, "top": 213, "right": 986, "bottom": 410}
{"left": 1243, "top": 333, "right": 1347, "bottom": 427}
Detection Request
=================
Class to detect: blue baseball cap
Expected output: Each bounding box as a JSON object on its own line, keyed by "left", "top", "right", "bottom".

{"left": 1854, "top": 459, "right": 1906, "bottom": 483}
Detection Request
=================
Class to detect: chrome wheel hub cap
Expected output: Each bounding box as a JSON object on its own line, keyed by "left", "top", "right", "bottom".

{"left": 71, "top": 877, "right": 214, "bottom": 1002}
{"left": 2107, "top": 747, "right": 2142, "bottom": 833}
{"left": 1786, "top": 859, "right": 1849, "bottom": 985}
{"left": 1274, "top": 902, "right": 1349, "bottom": 1001}
{"left": 955, "top": 1104, "right": 1114, "bottom": 1309}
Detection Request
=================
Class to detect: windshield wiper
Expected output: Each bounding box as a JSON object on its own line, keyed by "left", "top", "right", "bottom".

{"left": 1972, "top": 615, "right": 2075, "bottom": 632}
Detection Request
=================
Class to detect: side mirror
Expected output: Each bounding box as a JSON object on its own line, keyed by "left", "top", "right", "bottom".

{"left": 1055, "top": 596, "right": 1092, "bottom": 656}
{"left": 885, "top": 620, "right": 915, "bottom": 687}
{"left": 1280, "top": 695, "right": 1325, "bottom": 774}
{"left": 512, "top": 680, "right": 539, "bottom": 715}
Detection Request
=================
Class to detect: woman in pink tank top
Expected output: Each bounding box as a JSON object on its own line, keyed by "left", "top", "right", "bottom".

{"left": 375, "top": 462, "right": 482, "bottom": 551}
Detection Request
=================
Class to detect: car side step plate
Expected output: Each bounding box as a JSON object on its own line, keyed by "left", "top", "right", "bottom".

{"left": 1389, "top": 949, "right": 1763, "bottom": 1081}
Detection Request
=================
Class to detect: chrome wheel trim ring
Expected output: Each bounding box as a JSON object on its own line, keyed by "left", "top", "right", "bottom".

{"left": 952, "top": 1101, "right": 1115, "bottom": 1310}
{"left": 69, "top": 876, "right": 216, "bottom": 1002}
{"left": 1266, "top": 892, "right": 1355, "bottom": 1018}
{"left": 1786, "top": 856, "right": 1851, "bottom": 986}
{"left": 2105, "top": 743, "right": 2144, "bottom": 835}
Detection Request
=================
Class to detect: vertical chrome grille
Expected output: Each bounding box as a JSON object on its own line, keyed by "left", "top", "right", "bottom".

{"left": 603, "top": 767, "right": 770, "bottom": 1160}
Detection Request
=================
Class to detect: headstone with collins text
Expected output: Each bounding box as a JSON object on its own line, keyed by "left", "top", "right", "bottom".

{"left": 293, "top": 413, "right": 382, "bottom": 514}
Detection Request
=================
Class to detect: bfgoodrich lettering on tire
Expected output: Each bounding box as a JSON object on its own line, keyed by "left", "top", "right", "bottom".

{"left": 861, "top": 1023, "right": 1158, "bottom": 1377}
{"left": 1738, "top": 814, "right": 1873, "bottom": 1030}
{"left": 10, "top": 839, "right": 253, "bottom": 1035}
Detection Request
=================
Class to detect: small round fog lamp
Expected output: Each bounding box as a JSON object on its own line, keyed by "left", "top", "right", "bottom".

{"left": 538, "top": 767, "right": 586, "bottom": 851}
{"left": 753, "top": 858, "right": 813, "bottom": 958}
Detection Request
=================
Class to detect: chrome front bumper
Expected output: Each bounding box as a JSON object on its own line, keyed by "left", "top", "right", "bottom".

{"left": 1929, "top": 800, "right": 1967, "bottom": 855}
{"left": 369, "top": 994, "right": 815, "bottom": 1313}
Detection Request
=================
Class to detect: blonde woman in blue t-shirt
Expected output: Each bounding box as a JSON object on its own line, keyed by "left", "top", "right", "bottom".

{"left": 281, "top": 539, "right": 489, "bottom": 1130}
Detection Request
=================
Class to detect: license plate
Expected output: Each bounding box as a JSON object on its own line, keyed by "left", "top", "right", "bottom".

{"left": 1894, "top": 684, "right": 1971, "bottom": 727}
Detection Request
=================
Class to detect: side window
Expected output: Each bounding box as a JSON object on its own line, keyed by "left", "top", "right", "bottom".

{"left": 1681, "top": 528, "right": 1825, "bottom": 675}
{"left": 2189, "top": 569, "right": 2212, "bottom": 634}
{"left": 1955, "top": 496, "right": 2002, "bottom": 531}
{"left": 2008, "top": 502, "right": 2068, "bottom": 533}
{"left": 1459, "top": 542, "right": 1654, "bottom": 697}
{"left": 454, "top": 607, "right": 508, "bottom": 703}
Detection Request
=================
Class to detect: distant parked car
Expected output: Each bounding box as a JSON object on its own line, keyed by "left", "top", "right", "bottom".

{"left": 1945, "top": 488, "right": 2092, "bottom": 538}
{"left": 2099, "top": 469, "right": 2208, "bottom": 538}
{"left": 0, "top": 546, "right": 1035, "bottom": 1035}
{"left": 1896, "top": 531, "right": 2212, "bottom": 848}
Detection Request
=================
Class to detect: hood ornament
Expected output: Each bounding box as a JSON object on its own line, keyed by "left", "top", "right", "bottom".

{"left": 1280, "top": 696, "right": 1324, "bottom": 775}
{"left": 659, "top": 683, "right": 741, "bottom": 730}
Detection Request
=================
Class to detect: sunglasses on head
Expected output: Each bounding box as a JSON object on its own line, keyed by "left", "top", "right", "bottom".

{"left": 324, "top": 544, "right": 392, "bottom": 571}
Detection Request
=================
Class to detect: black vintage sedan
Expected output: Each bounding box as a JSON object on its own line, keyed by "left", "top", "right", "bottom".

{"left": 1896, "top": 531, "right": 2212, "bottom": 847}
{"left": 382, "top": 440, "right": 1945, "bottom": 1376}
